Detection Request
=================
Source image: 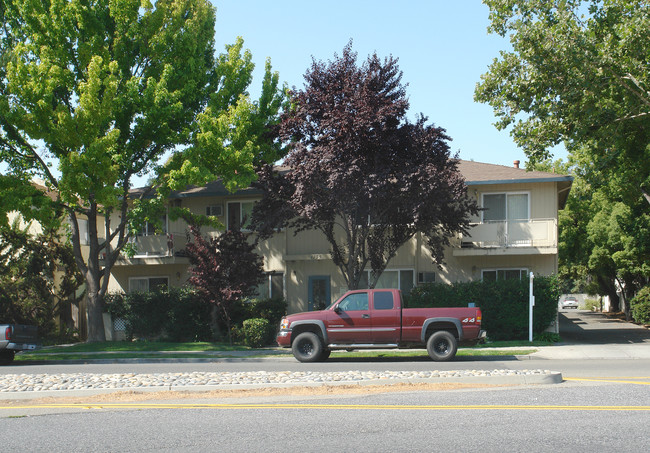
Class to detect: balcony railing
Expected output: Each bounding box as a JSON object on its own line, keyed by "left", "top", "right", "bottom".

{"left": 124, "top": 232, "right": 189, "bottom": 259}
{"left": 456, "top": 219, "right": 557, "bottom": 250}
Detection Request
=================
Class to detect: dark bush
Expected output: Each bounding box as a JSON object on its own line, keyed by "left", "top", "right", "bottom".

{"left": 242, "top": 318, "right": 275, "bottom": 347}
{"left": 105, "top": 290, "right": 286, "bottom": 343}
{"left": 631, "top": 286, "right": 650, "bottom": 324}
{"left": 105, "top": 287, "right": 212, "bottom": 342}
{"left": 230, "top": 297, "right": 287, "bottom": 330}
{"left": 406, "top": 275, "right": 561, "bottom": 341}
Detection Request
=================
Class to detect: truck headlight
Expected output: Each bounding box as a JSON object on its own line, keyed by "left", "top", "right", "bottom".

{"left": 280, "top": 318, "right": 290, "bottom": 330}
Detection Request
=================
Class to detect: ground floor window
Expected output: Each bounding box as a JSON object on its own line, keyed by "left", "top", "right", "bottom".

{"left": 129, "top": 276, "right": 169, "bottom": 292}
{"left": 360, "top": 269, "right": 415, "bottom": 295}
{"left": 482, "top": 268, "right": 528, "bottom": 281}
{"left": 418, "top": 272, "right": 436, "bottom": 284}
{"left": 256, "top": 273, "right": 284, "bottom": 299}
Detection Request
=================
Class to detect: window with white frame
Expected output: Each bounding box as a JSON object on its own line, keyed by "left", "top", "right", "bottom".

{"left": 482, "top": 192, "right": 529, "bottom": 222}
{"left": 359, "top": 269, "right": 415, "bottom": 295}
{"left": 129, "top": 277, "right": 169, "bottom": 292}
{"left": 256, "top": 273, "right": 284, "bottom": 299}
{"left": 227, "top": 201, "right": 254, "bottom": 231}
{"left": 481, "top": 268, "right": 528, "bottom": 281}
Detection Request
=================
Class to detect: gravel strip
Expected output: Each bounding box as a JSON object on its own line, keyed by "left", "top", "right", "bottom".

{"left": 0, "top": 370, "right": 557, "bottom": 392}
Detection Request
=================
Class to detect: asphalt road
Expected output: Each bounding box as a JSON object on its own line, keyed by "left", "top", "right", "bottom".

{"left": 1, "top": 380, "right": 648, "bottom": 452}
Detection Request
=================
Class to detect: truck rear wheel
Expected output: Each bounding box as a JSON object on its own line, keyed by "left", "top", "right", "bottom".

{"left": 292, "top": 332, "right": 324, "bottom": 362}
{"left": 0, "top": 350, "right": 15, "bottom": 365}
{"left": 426, "top": 331, "right": 457, "bottom": 361}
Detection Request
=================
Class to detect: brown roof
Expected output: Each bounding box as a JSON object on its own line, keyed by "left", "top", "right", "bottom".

{"left": 131, "top": 160, "right": 573, "bottom": 206}
{"left": 457, "top": 160, "right": 572, "bottom": 185}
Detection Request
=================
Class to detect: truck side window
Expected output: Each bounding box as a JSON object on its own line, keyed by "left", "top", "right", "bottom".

{"left": 374, "top": 291, "right": 394, "bottom": 310}
{"left": 338, "top": 293, "right": 369, "bottom": 311}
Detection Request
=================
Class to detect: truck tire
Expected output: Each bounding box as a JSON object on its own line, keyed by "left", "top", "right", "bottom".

{"left": 292, "top": 332, "right": 324, "bottom": 362}
{"left": 426, "top": 331, "right": 457, "bottom": 361}
{"left": 318, "top": 349, "right": 331, "bottom": 361}
{"left": 0, "top": 350, "right": 15, "bottom": 365}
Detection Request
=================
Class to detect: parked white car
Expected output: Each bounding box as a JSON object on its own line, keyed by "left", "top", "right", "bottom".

{"left": 561, "top": 297, "right": 579, "bottom": 309}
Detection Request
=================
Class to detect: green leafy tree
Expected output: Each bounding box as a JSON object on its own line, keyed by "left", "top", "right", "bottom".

{"left": 0, "top": 0, "right": 284, "bottom": 341}
{"left": 476, "top": 0, "right": 650, "bottom": 313}
{"left": 476, "top": 1, "right": 649, "bottom": 176}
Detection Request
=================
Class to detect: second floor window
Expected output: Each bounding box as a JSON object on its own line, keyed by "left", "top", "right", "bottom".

{"left": 482, "top": 193, "right": 529, "bottom": 222}
{"left": 227, "top": 201, "right": 254, "bottom": 231}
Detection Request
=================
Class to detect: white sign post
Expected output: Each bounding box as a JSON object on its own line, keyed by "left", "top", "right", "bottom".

{"left": 529, "top": 272, "right": 535, "bottom": 342}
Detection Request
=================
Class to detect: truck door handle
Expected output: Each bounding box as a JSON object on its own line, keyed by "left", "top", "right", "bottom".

{"left": 362, "top": 314, "right": 370, "bottom": 319}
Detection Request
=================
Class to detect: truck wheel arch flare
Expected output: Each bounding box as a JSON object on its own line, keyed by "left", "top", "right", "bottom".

{"left": 288, "top": 320, "right": 328, "bottom": 344}
{"left": 421, "top": 318, "right": 463, "bottom": 343}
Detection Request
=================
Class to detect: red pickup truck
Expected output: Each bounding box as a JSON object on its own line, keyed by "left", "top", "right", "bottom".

{"left": 277, "top": 289, "right": 485, "bottom": 362}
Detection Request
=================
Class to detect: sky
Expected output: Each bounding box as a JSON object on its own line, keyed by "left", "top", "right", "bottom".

{"left": 209, "top": 0, "right": 567, "bottom": 170}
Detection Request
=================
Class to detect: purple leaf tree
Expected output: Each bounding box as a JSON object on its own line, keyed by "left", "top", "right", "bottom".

{"left": 185, "top": 224, "right": 264, "bottom": 343}
{"left": 252, "top": 43, "right": 478, "bottom": 290}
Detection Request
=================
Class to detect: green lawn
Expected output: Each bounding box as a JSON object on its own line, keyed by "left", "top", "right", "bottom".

{"left": 15, "top": 340, "right": 543, "bottom": 362}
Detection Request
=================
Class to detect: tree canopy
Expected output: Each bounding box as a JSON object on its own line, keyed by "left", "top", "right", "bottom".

{"left": 253, "top": 43, "right": 478, "bottom": 290}
{"left": 0, "top": 0, "right": 284, "bottom": 340}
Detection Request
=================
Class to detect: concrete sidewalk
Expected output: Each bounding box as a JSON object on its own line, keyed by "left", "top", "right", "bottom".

{"left": 524, "top": 343, "right": 650, "bottom": 360}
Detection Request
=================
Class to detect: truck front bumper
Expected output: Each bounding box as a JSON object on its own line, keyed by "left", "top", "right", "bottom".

{"left": 276, "top": 329, "right": 291, "bottom": 348}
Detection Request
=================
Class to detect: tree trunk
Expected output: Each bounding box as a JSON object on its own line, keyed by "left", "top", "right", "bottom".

{"left": 86, "top": 283, "right": 106, "bottom": 342}
{"left": 597, "top": 275, "right": 620, "bottom": 312}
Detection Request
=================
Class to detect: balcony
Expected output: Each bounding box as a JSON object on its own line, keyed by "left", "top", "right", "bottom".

{"left": 452, "top": 219, "right": 557, "bottom": 256}
{"left": 113, "top": 232, "right": 190, "bottom": 265}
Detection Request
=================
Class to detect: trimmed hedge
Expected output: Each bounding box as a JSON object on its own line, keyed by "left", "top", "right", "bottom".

{"left": 105, "top": 288, "right": 288, "bottom": 344}
{"left": 105, "top": 287, "right": 212, "bottom": 342}
{"left": 405, "top": 275, "right": 561, "bottom": 341}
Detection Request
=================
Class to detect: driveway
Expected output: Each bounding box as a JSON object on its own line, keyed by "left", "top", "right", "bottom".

{"left": 529, "top": 309, "right": 650, "bottom": 360}
{"left": 558, "top": 309, "right": 650, "bottom": 345}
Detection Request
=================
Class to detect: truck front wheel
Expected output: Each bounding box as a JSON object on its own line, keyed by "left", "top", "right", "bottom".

{"left": 292, "top": 332, "right": 324, "bottom": 362}
{"left": 426, "top": 331, "right": 457, "bottom": 361}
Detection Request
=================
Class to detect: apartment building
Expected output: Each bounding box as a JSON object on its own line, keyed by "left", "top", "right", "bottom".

{"left": 107, "top": 160, "right": 573, "bottom": 314}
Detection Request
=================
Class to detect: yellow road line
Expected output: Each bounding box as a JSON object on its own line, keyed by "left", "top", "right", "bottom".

{"left": 564, "top": 377, "right": 650, "bottom": 385}
{"left": 2, "top": 403, "right": 649, "bottom": 411}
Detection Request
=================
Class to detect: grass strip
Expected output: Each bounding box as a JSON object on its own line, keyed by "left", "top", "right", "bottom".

{"left": 16, "top": 348, "right": 536, "bottom": 362}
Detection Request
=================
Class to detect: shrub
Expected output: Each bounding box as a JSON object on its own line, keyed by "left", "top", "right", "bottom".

{"left": 242, "top": 318, "right": 274, "bottom": 348}
{"left": 231, "top": 297, "right": 287, "bottom": 329}
{"left": 406, "top": 275, "right": 561, "bottom": 341}
{"left": 584, "top": 298, "right": 601, "bottom": 312}
{"left": 631, "top": 286, "right": 650, "bottom": 324}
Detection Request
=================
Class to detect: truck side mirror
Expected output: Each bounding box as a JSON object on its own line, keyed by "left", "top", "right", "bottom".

{"left": 333, "top": 304, "right": 341, "bottom": 314}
